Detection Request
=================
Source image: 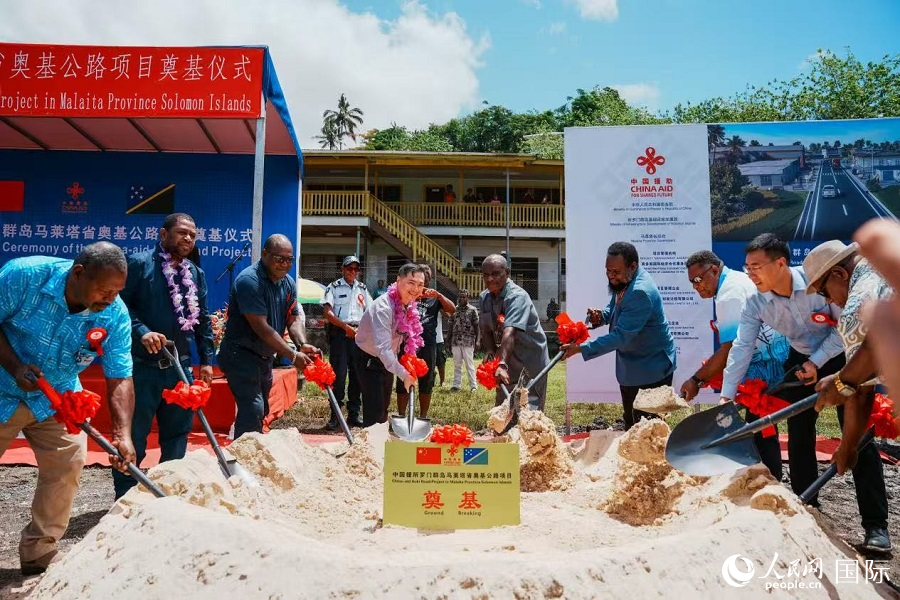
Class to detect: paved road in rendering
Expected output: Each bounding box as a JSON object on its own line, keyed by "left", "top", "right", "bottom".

{"left": 794, "top": 161, "right": 895, "bottom": 241}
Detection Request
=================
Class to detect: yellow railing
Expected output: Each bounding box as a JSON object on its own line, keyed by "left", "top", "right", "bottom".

{"left": 458, "top": 271, "right": 484, "bottom": 295}
{"left": 303, "top": 191, "right": 472, "bottom": 290}
{"left": 391, "top": 202, "right": 564, "bottom": 228}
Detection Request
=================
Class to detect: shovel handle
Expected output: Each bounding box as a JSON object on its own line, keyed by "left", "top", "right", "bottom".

{"left": 408, "top": 386, "right": 417, "bottom": 434}
{"left": 525, "top": 350, "right": 564, "bottom": 392}
{"left": 325, "top": 385, "right": 354, "bottom": 445}
{"left": 160, "top": 345, "right": 235, "bottom": 479}
{"left": 24, "top": 372, "right": 166, "bottom": 498}
{"left": 704, "top": 393, "right": 819, "bottom": 449}
{"left": 799, "top": 428, "right": 876, "bottom": 504}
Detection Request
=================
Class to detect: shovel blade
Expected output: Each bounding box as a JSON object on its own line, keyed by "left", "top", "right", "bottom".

{"left": 665, "top": 403, "right": 761, "bottom": 476}
{"left": 226, "top": 459, "right": 260, "bottom": 487}
{"left": 389, "top": 415, "right": 433, "bottom": 442}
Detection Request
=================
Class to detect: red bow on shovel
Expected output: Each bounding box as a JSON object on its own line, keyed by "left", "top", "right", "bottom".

{"left": 25, "top": 371, "right": 166, "bottom": 498}
{"left": 162, "top": 381, "right": 212, "bottom": 411}
{"left": 303, "top": 356, "right": 353, "bottom": 444}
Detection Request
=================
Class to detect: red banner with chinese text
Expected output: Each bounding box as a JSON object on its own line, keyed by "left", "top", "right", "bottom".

{"left": 0, "top": 44, "right": 264, "bottom": 119}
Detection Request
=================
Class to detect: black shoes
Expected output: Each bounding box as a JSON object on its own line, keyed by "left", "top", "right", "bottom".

{"left": 861, "top": 526, "right": 892, "bottom": 554}
{"left": 324, "top": 417, "right": 341, "bottom": 431}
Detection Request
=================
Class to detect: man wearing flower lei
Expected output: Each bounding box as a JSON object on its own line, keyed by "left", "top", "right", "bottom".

{"left": 113, "top": 213, "right": 213, "bottom": 498}
{"left": 394, "top": 265, "right": 454, "bottom": 420}
{"left": 219, "top": 235, "right": 319, "bottom": 439}
{"left": 478, "top": 254, "right": 550, "bottom": 410}
{"left": 803, "top": 240, "right": 891, "bottom": 553}
{"left": 355, "top": 263, "right": 427, "bottom": 426}
{"left": 0, "top": 243, "right": 136, "bottom": 575}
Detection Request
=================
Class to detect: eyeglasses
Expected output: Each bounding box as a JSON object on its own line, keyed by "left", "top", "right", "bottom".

{"left": 815, "top": 271, "right": 832, "bottom": 297}
{"left": 689, "top": 265, "right": 714, "bottom": 284}
{"left": 269, "top": 254, "right": 294, "bottom": 265}
{"left": 743, "top": 260, "right": 774, "bottom": 274}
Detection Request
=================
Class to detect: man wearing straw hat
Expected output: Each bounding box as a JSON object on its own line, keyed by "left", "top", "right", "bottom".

{"left": 803, "top": 239, "right": 890, "bottom": 553}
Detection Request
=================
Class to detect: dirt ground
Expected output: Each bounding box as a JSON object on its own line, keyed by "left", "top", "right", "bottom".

{"left": 3, "top": 434, "right": 900, "bottom": 597}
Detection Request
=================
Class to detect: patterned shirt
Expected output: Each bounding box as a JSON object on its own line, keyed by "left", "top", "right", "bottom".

{"left": 0, "top": 257, "right": 133, "bottom": 424}
{"left": 839, "top": 260, "right": 891, "bottom": 384}
{"left": 447, "top": 304, "right": 479, "bottom": 347}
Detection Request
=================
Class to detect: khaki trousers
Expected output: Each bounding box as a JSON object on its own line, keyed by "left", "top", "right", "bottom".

{"left": 0, "top": 402, "right": 87, "bottom": 564}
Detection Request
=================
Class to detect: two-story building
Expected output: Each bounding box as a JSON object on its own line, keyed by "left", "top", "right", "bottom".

{"left": 299, "top": 150, "right": 566, "bottom": 318}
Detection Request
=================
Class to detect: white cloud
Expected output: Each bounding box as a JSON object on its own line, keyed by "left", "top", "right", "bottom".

{"left": 612, "top": 83, "right": 661, "bottom": 112}
{"left": 547, "top": 22, "right": 567, "bottom": 35}
{"left": 522, "top": 0, "right": 542, "bottom": 8}
{"left": 572, "top": 0, "right": 619, "bottom": 21}
{"left": 0, "top": 0, "right": 489, "bottom": 145}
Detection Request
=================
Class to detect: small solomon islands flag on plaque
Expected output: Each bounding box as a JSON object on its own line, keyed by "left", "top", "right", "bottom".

{"left": 463, "top": 447, "right": 489, "bottom": 465}
{"left": 127, "top": 184, "right": 175, "bottom": 214}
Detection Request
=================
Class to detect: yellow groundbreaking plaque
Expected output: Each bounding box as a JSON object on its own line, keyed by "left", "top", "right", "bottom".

{"left": 383, "top": 442, "right": 520, "bottom": 529}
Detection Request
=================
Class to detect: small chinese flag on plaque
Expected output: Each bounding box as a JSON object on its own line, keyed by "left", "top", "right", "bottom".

{"left": 0, "top": 181, "right": 25, "bottom": 212}
{"left": 415, "top": 446, "right": 442, "bottom": 465}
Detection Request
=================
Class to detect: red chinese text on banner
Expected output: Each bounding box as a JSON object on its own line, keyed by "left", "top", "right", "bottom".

{"left": 0, "top": 44, "right": 264, "bottom": 119}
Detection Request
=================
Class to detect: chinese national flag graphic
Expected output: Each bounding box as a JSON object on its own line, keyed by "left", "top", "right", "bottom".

{"left": 415, "top": 446, "right": 441, "bottom": 465}
{"left": 0, "top": 181, "right": 25, "bottom": 212}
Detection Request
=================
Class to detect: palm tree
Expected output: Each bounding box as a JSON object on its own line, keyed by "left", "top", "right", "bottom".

{"left": 315, "top": 118, "right": 340, "bottom": 150}
{"left": 726, "top": 135, "right": 746, "bottom": 160}
{"left": 707, "top": 124, "right": 726, "bottom": 164}
{"left": 322, "top": 93, "right": 365, "bottom": 149}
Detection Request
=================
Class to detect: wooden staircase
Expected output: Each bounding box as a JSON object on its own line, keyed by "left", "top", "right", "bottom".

{"left": 303, "top": 191, "right": 483, "bottom": 295}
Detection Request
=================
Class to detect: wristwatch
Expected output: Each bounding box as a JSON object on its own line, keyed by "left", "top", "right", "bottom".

{"left": 834, "top": 373, "right": 857, "bottom": 397}
{"left": 690, "top": 375, "right": 704, "bottom": 386}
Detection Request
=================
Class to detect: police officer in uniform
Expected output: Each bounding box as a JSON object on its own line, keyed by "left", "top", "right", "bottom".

{"left": 322, "top": 255, "right": 372, "bottom": 429}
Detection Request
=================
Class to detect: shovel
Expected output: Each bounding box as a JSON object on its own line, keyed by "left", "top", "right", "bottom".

{"left": 26, "top": 372, "right": 166, "bottom": 498}
{"left": 324, "top": 384, "right": 354, "bottom": 445}
{"left": 160, "top": 344, "right": 258, "bottom": 487}
{"left": 390, "top": 386, "right": 432, "bottom": 442}
{"left": 799, "top": 428, "right": 876, "bottom": 504}
{"left": 497, "top": 370, "right": 530, "bottom": 435}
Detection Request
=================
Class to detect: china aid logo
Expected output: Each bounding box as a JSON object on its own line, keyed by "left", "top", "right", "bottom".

{"left": 721, "top": 554, "right": 755, "bottom": 587}
{"left": 636, "top": 147, "right": 665, "bottom": 175}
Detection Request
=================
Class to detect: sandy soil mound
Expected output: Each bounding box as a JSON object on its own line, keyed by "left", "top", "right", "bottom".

{"left": 633, "top": 386, "right": 690, "bottom": 415}
{"left": 27, "top": 422, "right": 883, "bottom": 599}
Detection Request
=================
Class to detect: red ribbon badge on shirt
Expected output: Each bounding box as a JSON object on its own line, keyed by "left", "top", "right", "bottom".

{"left": 811, "top": 312, "right": 837, "bottom": 327}
{"left": 86, "top": 328, "right": 107, "bottom": 356}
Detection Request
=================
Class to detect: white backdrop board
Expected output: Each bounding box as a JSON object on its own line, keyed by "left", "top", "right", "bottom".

{"left": 564, "top": 124, "right": 715, "bottom": 403}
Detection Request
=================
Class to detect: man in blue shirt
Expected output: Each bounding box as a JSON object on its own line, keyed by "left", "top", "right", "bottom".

{"left": 562, "top": 242, "right": 676, "bottom": 430}
{"left": 721, "top": 233, "right": 889, "bottom": 553}
{"left": 114, "top": 213, "right": 214, "bottom": 499}
{"left": 219, "top": 234, "right": 319, "bottom": 438}
{"left": 0, "top": 242, "right": 135, "bottom": 575}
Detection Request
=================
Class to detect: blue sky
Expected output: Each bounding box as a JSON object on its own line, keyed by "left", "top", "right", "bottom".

{"left": 347, "top": 0, "right": 900, "bottom": 116}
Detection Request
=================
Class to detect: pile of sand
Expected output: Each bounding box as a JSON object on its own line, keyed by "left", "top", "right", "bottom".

{"left": 28, "top": 421, "right": 883, "bottom": 599}
{"left": 633, "top": 385, "right": 690, "bottom": 415}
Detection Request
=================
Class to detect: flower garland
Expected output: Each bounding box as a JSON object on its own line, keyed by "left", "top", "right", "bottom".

{"left": 160, "top": 249, "right": 200, "bottom": 332}
{"left": 210, "top": 305, "right": 228, "bottom": 352}
{"left": 387, "top": 283, "right": 424, "bottom": 355}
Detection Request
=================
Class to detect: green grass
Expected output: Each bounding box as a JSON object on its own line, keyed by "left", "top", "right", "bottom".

{"left": 874, "top": 186, "right": 900, "bottom": 217}
{"left": 714, "top": 189, "right": 809, "bottom": 242}
{"left": 274, "top": 356, "right": 843, "bottom": 438}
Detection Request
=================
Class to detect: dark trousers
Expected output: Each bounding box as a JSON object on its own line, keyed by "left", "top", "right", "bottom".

{"left": 779, "top": 349, "right": 887, "bottom": 527}
{"left": 619, "top": 373, "right": 674, "bottom": 430}
{"left": 113, "top": 361, "right": 194, "bottom": 499}
{"left": 329, "top": 330, "right": 361, "bottom": 420}
{"left": 218, "top": 341, "right": 274, "bottom": 440}
{"left": 354, "top": 350, "right": 391, "bottom": 426}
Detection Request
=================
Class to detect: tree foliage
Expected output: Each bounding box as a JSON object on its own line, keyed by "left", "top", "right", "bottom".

{"left": 354, "top": 49, "right": 898, "bottom": 158}
{"left": 320, "top": 93, "right": 364, "bottom": 150}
